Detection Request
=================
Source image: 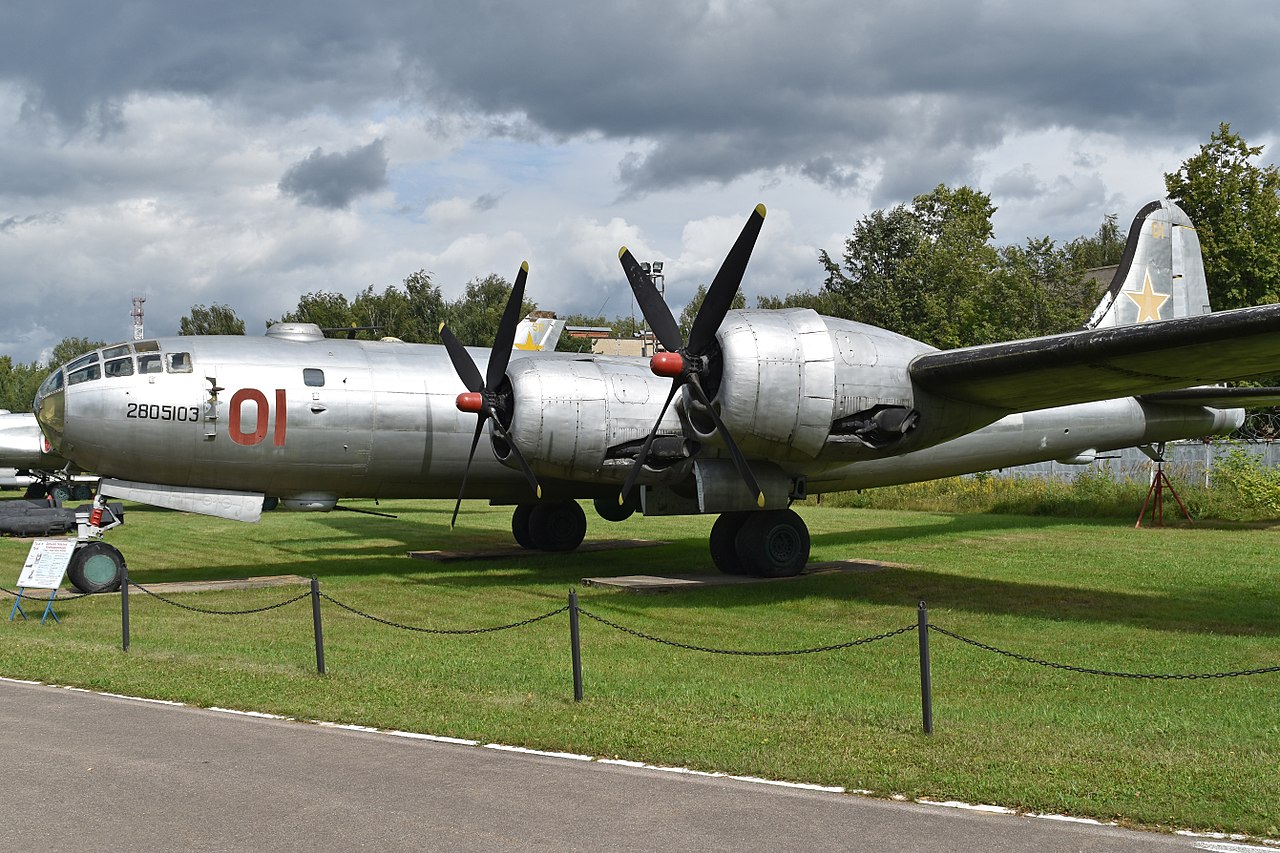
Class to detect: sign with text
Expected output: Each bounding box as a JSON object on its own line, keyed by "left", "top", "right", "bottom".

{"left": 17, "top": 539, "right": 76, "bottom": 589}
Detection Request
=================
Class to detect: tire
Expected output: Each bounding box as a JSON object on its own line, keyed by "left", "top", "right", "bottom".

{"left": 262, "top": 496, "right": 279, "bottom": 511}
{"left": 72, "top": 484, "right": 95, "bottom": 501}
{"left": 709, "top": 513, "right": 749, "bottom": 574}
{"left": 67, "top": 542, "right": 126, "bottom": 594}
{"left": 511, "top": 504, "right": 536, "bottom": 549}
{"left": 23, "top": 484, "right": 46, "bottom": 499}
{"left": 593, "top": 492, "right": 638, "bottom": 523}
{"left": 528, "top": 501, "right": 587, "bottom": 552}
{"left": 48, "top": 483, "right": 72, "bottom": 505}
{"left": 732, "top": 508, "right": 811, "bottom": 578}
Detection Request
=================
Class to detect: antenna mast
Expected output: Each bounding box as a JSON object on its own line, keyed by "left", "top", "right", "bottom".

{"left": 131, "top": 296, "right": 146, "bottom": 341}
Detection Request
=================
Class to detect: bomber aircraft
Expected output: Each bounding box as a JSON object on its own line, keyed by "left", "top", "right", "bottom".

{"left": 26, "top": 199, "right": 1280, "bottom": 593}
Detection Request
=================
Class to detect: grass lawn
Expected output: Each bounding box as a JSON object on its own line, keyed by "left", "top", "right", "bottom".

{"left": 1, "top": 497, "right": 1277, "bottom": 838}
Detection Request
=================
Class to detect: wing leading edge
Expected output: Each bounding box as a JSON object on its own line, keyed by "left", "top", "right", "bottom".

{"left": 909, "top": 302, "right": 1280, "bottom": 412}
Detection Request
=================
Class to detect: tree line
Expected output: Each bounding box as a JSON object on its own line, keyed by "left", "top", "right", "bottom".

{"left": 3, "top": 123, "right": 1276, "bottom": 415}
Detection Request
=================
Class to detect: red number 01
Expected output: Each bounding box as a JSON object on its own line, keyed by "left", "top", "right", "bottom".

{"left": 229, "top": 389, "right": 288, "bottom": 446}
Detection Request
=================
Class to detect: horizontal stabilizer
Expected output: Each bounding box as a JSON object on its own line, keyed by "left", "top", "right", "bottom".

{"left": 1139, "top": 387, "right": 1280, "bottom": 408}
{"left": 910, "top": 303, "right": 1280, "bottom": 412}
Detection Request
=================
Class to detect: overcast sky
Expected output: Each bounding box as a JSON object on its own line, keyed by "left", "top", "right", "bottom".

{"left": 2, "top": 1, "right": 1278, "bottom": 365}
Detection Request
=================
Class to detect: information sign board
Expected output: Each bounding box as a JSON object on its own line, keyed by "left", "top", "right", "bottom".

{"left": 17, "top": 538, "right": 76, "bottom": 589}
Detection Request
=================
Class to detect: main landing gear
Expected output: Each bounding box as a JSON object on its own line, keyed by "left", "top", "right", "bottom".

{"left": 511, "top": 500, "right": 588, "bottom": 552}
{"left": 709, "top": 508, "right": 811, "bottom": 578}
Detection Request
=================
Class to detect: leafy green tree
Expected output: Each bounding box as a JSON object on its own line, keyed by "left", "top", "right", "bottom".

{"left": 179, "top": 303, "right": 246, "bottom": 335}
{"left": 50, "top": 337, "right": 105, "bottom": 367}
{"left": 1065, "top": 213, "right": 1126, "bottom": 270}
{"left": 272, "top": 291, "right": 355, "bottom": 331}
{"left": 677, "top": 284, "right": 746, "bottom": 340}
{"left": 0, "top": 357, "right": 46, "bottom": 413}
{"left": 443, "top": 274, "right": 537, "bottom": 346}
{"left": 400, "top": 270, "right": 446, "bottom": 344}
{"left": 1164, "top": 122, "right": 1280, "bottom": 310}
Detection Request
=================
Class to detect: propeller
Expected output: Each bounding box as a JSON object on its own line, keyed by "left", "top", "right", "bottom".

{"left": 440, "top": 262, "right": 541, "bottom": 527}
{"left": 617, "top": 204, "right": 767, "bottom": 508}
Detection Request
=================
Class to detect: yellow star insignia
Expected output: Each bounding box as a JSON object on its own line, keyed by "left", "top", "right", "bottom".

{"left": 513, "top": 332, "right": 541, "bottom": 351}
{"left": 1122, "top": 270, "right": 1171, "bottom": 323}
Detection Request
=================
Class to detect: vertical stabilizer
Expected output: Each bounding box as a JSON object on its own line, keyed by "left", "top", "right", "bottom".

{"left": 511, "top": 313, "right": 567, "bottom": 351}
{"left": 1085, "top": 199, "right": 1212, "bottom": 329}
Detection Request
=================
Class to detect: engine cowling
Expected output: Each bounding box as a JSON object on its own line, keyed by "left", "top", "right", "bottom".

{"left": 710, "top": 309, "right": 931, "bottom": 460}
{"left": 502, "top": 356, "right": 692, "bottom": 482}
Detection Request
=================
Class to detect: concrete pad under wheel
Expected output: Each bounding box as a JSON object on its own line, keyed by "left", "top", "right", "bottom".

{"left": 581, "top": 559, "right": 912, "bottom": 592}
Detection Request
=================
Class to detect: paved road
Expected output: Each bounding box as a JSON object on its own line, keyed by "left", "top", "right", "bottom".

{"left": 0, "top": 679, "right": 1259, "bottom": 852}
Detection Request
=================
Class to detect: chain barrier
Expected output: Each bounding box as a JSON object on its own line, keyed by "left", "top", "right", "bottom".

{"left": 319, "top": 591, "right": 569, "bottom": 634}
{"left": 579, "top": 608, "right": 916, "bottom": 656}
{"left": 929, "top": 625, "right": 1280, "bottom": 680}
{"left": 128, "top": 581, "right": 311, "bottom": 615}
{"left": 0, "top": 584, "right": 96, "bottom": 602}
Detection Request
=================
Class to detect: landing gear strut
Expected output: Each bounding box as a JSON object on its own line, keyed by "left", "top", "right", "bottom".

{"left": 710, "top": 508, "right": 810, "bottom": 578}
{"left": 511, "top": 500, "right": 587, "bottom": 552}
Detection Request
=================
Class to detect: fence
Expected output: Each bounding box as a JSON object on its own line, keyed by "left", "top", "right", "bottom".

{"left": 4, "top": 575, "right": 1278, "bottom": 734}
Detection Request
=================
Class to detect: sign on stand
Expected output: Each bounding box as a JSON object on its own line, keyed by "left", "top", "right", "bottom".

{"left": 9, "top": 539, "right": 76, "bottom": 625}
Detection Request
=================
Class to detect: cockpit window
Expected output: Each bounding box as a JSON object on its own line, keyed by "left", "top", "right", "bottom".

{"left": 166, "top": 352, "right": 192, "bottom": 373}
{"left": 37, "top": 369, "right": 63, "bottom": 397}
{"left": 134, "top": 340, "right": 160, "bottom": 353}
{"left": 68, "top": 363, "right": 101, "bottom": 386}
{"left": 66, "top": 352, "right": 99, "bottom": 373}
{"left": 102, "top": 344, "right": 131, "bottom": 359}
{"left": 138, "top": 354, "right": 163, "bottom": 374}
{"left": 105, "top": 357, "right": 134, "bottom": 378}
{"left": 303, "top": 368, "right": 325, "bottom": 387}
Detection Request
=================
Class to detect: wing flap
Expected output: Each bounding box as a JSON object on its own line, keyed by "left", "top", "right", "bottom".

{"left": 909, "top": 303, "right": 1280, "bottom": 412}
{"left": 1139, "top": 387, "right": 1280, "bottom": 408}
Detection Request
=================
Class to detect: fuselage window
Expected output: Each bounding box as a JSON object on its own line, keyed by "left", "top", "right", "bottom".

{"left": 303, "top": 368, "right": 325, "bottom": 387}
{"left": 134, "top": 340, "right": 160, "bottom": 353}
{"left": 167, "top": 352, "right": 193, "bottom": 373}
{"left": 104, "top": 357, "right": 135, "bottom": 378}
{"left": 102, "top": 344, "right": 131, "bottom": 359}
{"left": 68, "top": 363, "right": 101, "bottom": 386}
{"left": 138, "top": 354, "right": 163, "bottom": 374}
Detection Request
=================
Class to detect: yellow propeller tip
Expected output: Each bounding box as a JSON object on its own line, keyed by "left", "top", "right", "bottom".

{"left": 617, "top": 494, "right": 625, "bottom": 506}
{"left": 536, "top": 486, "right": 543, "bottom": 499}
{"left": 755, "top": 203, "right": 767, "bottom": 218}
{"left": 437, "top": 322, "right": 445, "bottom": 333}
{"left": 618, "top": 246, "right": 629, "bottom": 259}
{"left": 756, "top": 492, "right": 766, "bottom": 508}
{"left": 520, "top": 260, "right": 529, "bottom": 272}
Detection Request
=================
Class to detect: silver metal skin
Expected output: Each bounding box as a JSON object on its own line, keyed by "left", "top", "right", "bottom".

{"left": 24, "top": 198, "right": 1280, "bottom": 583}
{"left": 0, "top": 412, "right": 64, "bottom": 470}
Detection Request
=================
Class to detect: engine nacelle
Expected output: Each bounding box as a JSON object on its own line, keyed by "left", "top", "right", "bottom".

{"left": 502, "top": 356, "right": 690, "bottom": 482}
{"left": 711, "top": 309, "right": 931, "bottom": 460}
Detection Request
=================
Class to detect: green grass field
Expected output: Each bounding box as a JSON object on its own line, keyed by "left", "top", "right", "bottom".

{"left": 1, "top": 497, "right": 1278, "bottom": 838}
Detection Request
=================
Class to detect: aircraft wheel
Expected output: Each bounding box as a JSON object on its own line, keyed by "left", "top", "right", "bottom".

{"left": 733, "top": 508, "right": 810, "bottom": 578}
{"left": 262, "top": 497, "right": 279, "bottom": 511}
{"left": 511, "top": 504, "right": 536, "bottom": 549}
{"left": 593, "top": 492, "right": 638, "bottom": 523}
{"left": 48, "top": 483, "right": 72, "bottom": 506}
{"left": 709, "top": 512, "right": 750, "bottom": 575}
{"left": 67, "top": 542, "right": 126, "bottom": 594}
{"left": 528, "top": 501, "right": 586, "bottom": 552}
{"left": 72, "top": 484, "right": 95, "bottom": 501}
{"left": 23, "top": 484, "right": 45, "bottom": 500}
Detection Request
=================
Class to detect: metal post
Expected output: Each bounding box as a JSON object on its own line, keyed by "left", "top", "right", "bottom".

{"left": 917, "top": 600, "right": 933, "bottom": 735}
{"left": 121, "top": 565, "right": 130, "bottom": 653}
{"left": 310, "top": 576, "right": 326, "bottom": 675}
{"left": 569, "top": 589, "right": 584, "bottom": 701}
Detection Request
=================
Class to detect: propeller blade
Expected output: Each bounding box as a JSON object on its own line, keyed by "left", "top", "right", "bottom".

{"left": 619, "top": 378, "right": 682, "bottom": 505}
{"left": 441, "top": 325, "right": 484, "bottom": 393}
{"left": 686, "top": 374, "right": 765, "bottom": 508}
{"left": 487, "top": 262, "right": 529, "bottom": 389}
{"left": 619, "top": 248, "right": 682, "bottom": 352}
{"left": 688, "top": 204, "right": 766, "bottom": 355}
{"left": 451, "top": 418, "right": 487, "bottom": 528}
{"left": 490, "top": 417, "right": 542, "bottom": 500}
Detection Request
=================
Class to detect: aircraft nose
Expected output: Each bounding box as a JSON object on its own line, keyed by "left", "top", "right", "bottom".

{"left": 33, "top": 365, "right": 67, "bottom": 452}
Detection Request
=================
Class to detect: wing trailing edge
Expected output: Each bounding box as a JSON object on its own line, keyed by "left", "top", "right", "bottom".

{"left": 909, "top": 303, "right": 1280, "bottom": 412}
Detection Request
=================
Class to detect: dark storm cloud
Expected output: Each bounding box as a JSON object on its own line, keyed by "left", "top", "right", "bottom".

{"left": 278, "top": 140, "right": 389, "bottom": 209}
{"left": 3, "top": 1, "right": 1279, "bottom": 202}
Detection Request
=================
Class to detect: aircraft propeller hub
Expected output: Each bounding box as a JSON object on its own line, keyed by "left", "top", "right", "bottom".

{"left": 455, "top": 392, "right": 484, "bottom": 414}
{"left": 650, "top": 351, "right": 684, "bottom": 378}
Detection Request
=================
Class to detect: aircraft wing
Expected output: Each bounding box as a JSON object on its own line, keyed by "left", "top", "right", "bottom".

{"left": 909, "top": 303, "right": 1280, "bottom": 412}
{"left": 1138, "top": 387, "right": 1280, "bottom": 408}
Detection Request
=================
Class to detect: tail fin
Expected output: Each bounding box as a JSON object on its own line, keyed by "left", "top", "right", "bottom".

{"left": 511, "top": 313, "right": 567, "bottom": 352}
{"left": 1084, "top": 199, "right": 1211, "bottom": 329}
